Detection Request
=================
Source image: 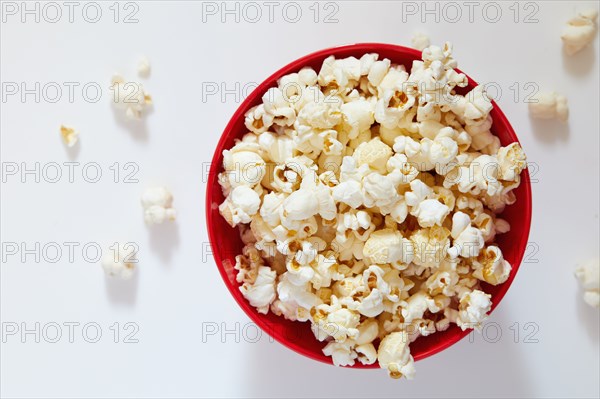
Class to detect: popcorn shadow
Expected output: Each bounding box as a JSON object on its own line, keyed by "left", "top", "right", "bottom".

{"left": 576, "top": 293, "right": 599, "bottom": 342}
{"left": 242, "top": 308, "right": 535, "bottom": 398}
{"left": 562, "top": 45, "right": 596, "bottom": 77}
{"left": 105, "top": 271, "right": 138, "bottom": 306}
{"left": 529, "top": 117, "right": 570, "bottom": 144}
{"left": 111, "top": 105, "right": 151, "bottom": 143}
{"left": 64, "top": 140, "right": 81, "bottom": 160}
{"left": 147, "top": 221, "right": 180, "bottom": 266}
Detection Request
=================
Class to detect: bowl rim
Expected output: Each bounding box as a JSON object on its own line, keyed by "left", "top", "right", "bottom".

{"left": 205, "top": 42, "right": 533, "bottom": 368}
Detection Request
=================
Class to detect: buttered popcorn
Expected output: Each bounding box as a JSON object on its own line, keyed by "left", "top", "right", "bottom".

{"left": 218, "top": 43, "right": 528, "bottom": 379}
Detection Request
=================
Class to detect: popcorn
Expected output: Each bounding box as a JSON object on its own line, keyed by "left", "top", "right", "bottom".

{"left": 137, "top": 56, "right": 151, "bottom": 77}
{"left": 341, "top": 98, "right": 375, "bottom": 139}
{"left": 411, "top": 32, "right": 431, "bottom": 51}
{"left": 456, "top": 290, "right": 492, "bottom": 330}
{"left": 375, "top": 89, "right": 415, "bottom": 128}
{"left": 240, "top": 266, "right": 277, "bottom": 314}
{"left": 260, "top": 192, "right": 286, "bottom": 227}
{"left": 377, "top": 331, "right": 416, "bottom": 379}
{"left": 332, "top": 180, "right": 363, "bottom": 208}
{"left": 279, "top": 68, "right": 319, "bottom": 101}
{"left": 574, "top": 258, "right": 600, "bottom": 308}
{"left": 425, "top": 267, "right": 459, "bottom": 297}
{"left": 422, "top": 42, "right": 457, "bottom": 69}
{"left": 367, "top": 59, "right": 391, "bottom": 88}
{"left": 472, "top": 245, "right": 512, "bottom": 285}
{"left": 355, "top": 319, "right": 379, "bottom": 345}
{"left": 141, "top": 186, "right": 176, "bottom": 225}
{"left": 462, "top": 85, "right": 493, "bottom": 124}
{"left": 410, "top": 226, "right": 450, "bottom": 268}
{"left": 101, "top": 243, "right": 136, "bottom": 280}
{"left": 312, "top": 296, "right": 360, "bottom": 342}
{"left": 378, "top": 66, "right": 410, "bottom": 94}
{"left": 528, "top": 91, "right": 569, "bottom": 122}
{"left": 402, "top": 291, "right": 437, "bottom": 323}
{"left": 449, "top": 222, "right": 484, "bottom": 259}
{"left": 111, "top": 74, "right": 152, "bottom": 120}
{"left": 311, "top": 253, "right": 342, "bottom": 289}
{"left": 304, "top": 97, "right": 343, "bottom": 128}
{"left": 234, "top": 245, "right": 263, "bottom": 284}
{"left": 356, "top": 343, "right": 378, "bottom": 365}
{"left": 219, "top": 185, "right": 260, "bottom": 227}
{"left": 380, "top": 125, "right": 403, "bottom": 147}
{"left": 497, "top": 143, "right": 527, "bottom": 182}
{"left": 561, "top": 9, "right": 598, "bottom": 55}
{"left": 217, "top": 44, "right": 528, "bottom": 379}
{"left": 362, "top": 172, "right": 404, "bottom": 212}
{"left": 353, "top": 137, "right": 392, "bottom": 173}
{"left": 222, "top": 148, "right": 266, "bottom": 188}
{"left": 273, "top": 273, "right": 321, "bottom": 321}
{"left": 263, "top": 87, "right": 296, "bottom": 126}
{"left": 405, "top": 179, "right": 433, "bottom": 207}
{"left": 245, "top": 105, "right": 275, "bottom": 134}
{"left": 429, "top": 135, "right": 458, "bottom": 167}
{"left": 473, "top": 212, "right": 496, "bottom": 242}
{"left": 318, "top": 55, "right": 362, "bottom": 95}
{"left": 286, "top": 258, "right": 315, "bottom": 287}
{"left": 449, "top": 154, "right": 504, "bottom": 197}
{"left": 412, "top": 199, "right": 450, "bottom": 227}
{"left": 60, "top": 125, "right": 79, "bottom": 147}
{"left": 282, "top": 188, "right": 319, "bottom": 221}
{"left": 258, "top": 132, "right": 294, "bottom": 163}
{"left": 363, "top": 229, "right": 414, "bottom": 265}
{"left": 351, "top": 265, "right": 397, "bottom": 317}
{"left": 323, "top": 340, "right": 358, "bottom": 366}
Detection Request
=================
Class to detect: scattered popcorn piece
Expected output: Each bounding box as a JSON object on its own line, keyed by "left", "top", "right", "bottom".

{"left": 411, "top": 32, "right": 430, "bottom": 51}
{"left": 101, "top": 243, "right": 136, "bottom": 280}
{"left": 111, "top": 74, "right": 152, "bottom": 120}
{"left": 137, "top": 56, "right": 151, "bottom": 77}
{"left": 141, "top": 186, "right": 176, "bottom": 225}
{"left": 528, "top": 91, "right": 569, "bottom": 122}
{"left": 60, "top": 125, "right": 79, "bottom": 147}
{"left": 217, "top": 43, "right": 528, "bottom": 379}
{"left": 561, "top": 9, "right": 598, "bottom": 55}
{"left": 575, "top": 258, "right": 600, "bottom": 308}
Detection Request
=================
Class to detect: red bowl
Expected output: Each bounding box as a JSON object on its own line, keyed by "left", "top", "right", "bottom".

{"left": 206, "top": 43, "right": 532, "bottom": 367}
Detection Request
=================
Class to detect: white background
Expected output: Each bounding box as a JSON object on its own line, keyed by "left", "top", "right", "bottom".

{"left": 1, "top": 1, "right": 599, "bottom": 398}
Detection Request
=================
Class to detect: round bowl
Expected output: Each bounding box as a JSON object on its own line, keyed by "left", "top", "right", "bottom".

{"left": 206, "top": 43, "right": 532, "bottom": 367}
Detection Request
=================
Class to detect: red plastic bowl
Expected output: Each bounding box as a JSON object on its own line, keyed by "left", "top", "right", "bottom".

{"left": 206, "top": 43, "right": 532, "bottom": 367}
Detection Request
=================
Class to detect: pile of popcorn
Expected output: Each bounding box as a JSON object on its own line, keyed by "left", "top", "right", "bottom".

{"left": 217, "top": 43, "right": 527, "bottom": 379}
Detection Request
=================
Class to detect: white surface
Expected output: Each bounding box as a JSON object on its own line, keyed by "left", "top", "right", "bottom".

{"left": 1, "top": 1, "right": 599, "bottom": 398}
